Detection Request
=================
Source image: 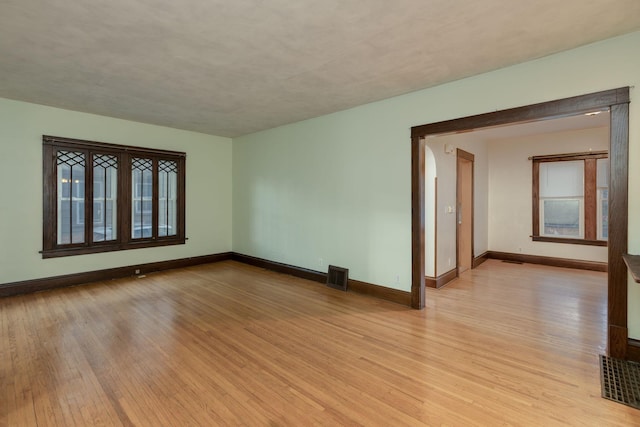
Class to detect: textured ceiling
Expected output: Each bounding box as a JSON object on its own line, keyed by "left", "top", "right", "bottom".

{"left": 1, "top": 1, "right": 639, "bottom": 138}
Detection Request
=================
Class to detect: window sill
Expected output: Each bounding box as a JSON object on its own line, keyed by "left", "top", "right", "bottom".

{"left": 531, "top": 236, "right": 607, "bottom": 247}
{"left": 622, "top": 254, "right": 640, "bottom": 283}
{"left": 41, "top": 238, "right": 186, "bottom": 258}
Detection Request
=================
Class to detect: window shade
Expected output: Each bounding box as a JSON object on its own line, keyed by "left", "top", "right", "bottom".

{"left": 539, "top": 160, "right": 584, "bottom": 198}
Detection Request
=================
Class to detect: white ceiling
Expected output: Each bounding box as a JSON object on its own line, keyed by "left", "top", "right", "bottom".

{"left": 1, "top": 1, "right": 639, "bottom": 138}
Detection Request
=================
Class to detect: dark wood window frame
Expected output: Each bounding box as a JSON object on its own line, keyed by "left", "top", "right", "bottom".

{"left": 42, "top": 135, "right": 186, "bottom": 258}
{"left": 531, "top": 151, "right": 608, "bottom": 247}
{"left": 411, "top": 87, "right": 630, "bottom": 359}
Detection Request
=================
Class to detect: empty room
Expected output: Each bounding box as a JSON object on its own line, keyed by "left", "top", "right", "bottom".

{"left": 2, "top": 1, "right": 640, "bottom": 425}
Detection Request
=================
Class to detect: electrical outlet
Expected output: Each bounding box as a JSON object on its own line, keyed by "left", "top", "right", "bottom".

{"left": 395, "top": 274, "right": 400, "bottom": 284}
{"left": 135, "top": 269, "right": 141, "bottom": 275}
{"left": 319, "top": 258, "right": 324, "bottom": 267}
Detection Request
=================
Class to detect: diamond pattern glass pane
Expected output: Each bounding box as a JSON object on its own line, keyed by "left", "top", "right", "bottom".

{"left": 56, "top": 151, "right": 85, "bottom": 244}
{"left": 93, "top": 154, "right": 118, "bottom": 242}
{"left": 132, "top": 157, "right": 153, "bottom": 239}
{"left": 158, "top": 160, "right": 177, "bottom": 237}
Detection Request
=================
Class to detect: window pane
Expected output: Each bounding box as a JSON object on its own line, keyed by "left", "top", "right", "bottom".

{"left": 56, "top": 151, "right": 85, "bottom": 244}
{"left": 158, "top": 160, "right": 178, "bottom": 237}
{"left": 131, "top": 158, "right": 153, "bottom": 239}
{"left": 58, "top": 164, "right": 71, "bottom": 244}
{"left": 542, "top": 199, "right": 581, "bottom": 237}
{"left": 539, "top": 160, "right": 584, "bottom": 198}
{"left": 93, "top": 154, "right": 118, "bottom": 242}
{"left": 597, "top": 158, "right": 609, "bottom": 188}
{"left": 596, "top": 158, "right": 608, "bottom": 241}
{"left": 598, "top": 188, "right": 608, "bottom": 240}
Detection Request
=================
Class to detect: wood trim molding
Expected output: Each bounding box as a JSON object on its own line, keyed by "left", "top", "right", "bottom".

{"left": 434, "top": 176, "right": 438, "bottom": 276}
{"left": 232, "top": 253, "right": 411, "bottom": 306}
{"left": 608, "top": 101, "right": 629, "bottom": 359}
{"left": 530, "top": 151, "right": 608, "bottom": 162}
{"left": 608, "top": 324, "right": 629, "bottom": 358}
{"left": 411, "top": 88, "right": 629, "bottom": 139}
{"left": 411, "top": 86, "right": 629, "bottom": 359}
{"left": 1, "top": 251, "right": 411, "bottom": 306}
{"left": 231, "top": 253, "right": 326, "bottom": 283}
{"left": 487, "top": 251, "right": 607, "bottom": 272}
{"left": 622, "top": 254, "right": 640, "bottom": 282}
{"left": 348, "top": 279, "right": 411, "bottom": 306}
{"left": 473, "top": 252, "right": 489, "bottom": 268}
{"left": 627, "top": 338, "right": 640, "bottom": 363}
{"left": 411, "top": 136, "right": 426, "bottom": 308}
{"left": 457, "top": 148, "right": 475, "bottom": 162}
{"left": 531, "top": 236, "right": 607, "bottom": 247}
{"left": 532, "top": 160, "right": 540, "bottom": 239}
{"left": 425, "top": 268, "right": 457, "bottom": 289}
{"left": 424, "top": 277, "right": 436, "bottom": 288}
{"left": 0, "top": 252, "right": 233, "bottom": 298}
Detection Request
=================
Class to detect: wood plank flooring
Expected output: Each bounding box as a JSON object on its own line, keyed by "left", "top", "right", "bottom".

{"left": 1, "top": 259, "right": 638, "bottom": 426}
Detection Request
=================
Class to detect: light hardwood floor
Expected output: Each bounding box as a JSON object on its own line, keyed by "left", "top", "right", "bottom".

{"left": 1, "top": 260, "right": 638, "bottom": 426}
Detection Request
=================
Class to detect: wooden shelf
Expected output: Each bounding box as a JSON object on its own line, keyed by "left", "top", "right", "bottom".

{"left": 622, "top": 254, "right": 640, "bottom": 283}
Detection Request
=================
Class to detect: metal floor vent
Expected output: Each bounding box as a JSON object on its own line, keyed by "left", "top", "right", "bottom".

{"left": 327, "top": 265, "right": 348, "bottom": 291}
{"left": 600, "top": 354, "right": 640, "bottom": 409}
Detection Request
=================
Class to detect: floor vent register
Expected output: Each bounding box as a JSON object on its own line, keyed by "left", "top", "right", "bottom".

{"left": 600, "top": 354, "right": 640, "bottom": 410}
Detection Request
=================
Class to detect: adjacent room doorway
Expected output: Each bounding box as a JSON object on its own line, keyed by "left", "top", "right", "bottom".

{"left": 410, "top": 87, "right": 630, "bottom": 358}
{"left": 456, "top": 149, "right": 474, "bottom": 274}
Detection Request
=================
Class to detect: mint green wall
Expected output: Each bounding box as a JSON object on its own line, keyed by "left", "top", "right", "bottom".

{"left": 233, "top": 110, "right": 410, "bottom": 289}
{"left": 232, "top": 31, "right": 640, "bottom": 338}
{"left": 0, "top": 98, "right": 232, "bottom": 284}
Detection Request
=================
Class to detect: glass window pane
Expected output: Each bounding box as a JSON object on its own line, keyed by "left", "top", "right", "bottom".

{"left": 131, "top": 158, "right": 153, "bottom": 239}
{"left": 71, "top": 166, "right": 85, "bottom": 243}
{"left": 58, "top": 164, "right": 71, "bottom": 244}
{"left": 597, "top": 158, "right": 609, "bottom": 188}
{"left": 56, "top": 151, "right": 85, "bottom": 245}
{"left": 158, "top": 160, "right": 178, "bottom": 237}
{"left": 93, "top": 154, "right": 118, "bottom": 242}
{"left": 542, "top": 199, "right": 581, "bottom": 237}
{"left": 539, "top": 160, "right": 584, "bottom": 198}
{"left": 596, "top": 158, "right": 608, "bottom": 241}
{"left": 598, "top": 188, "right": 608, "bottom": 240}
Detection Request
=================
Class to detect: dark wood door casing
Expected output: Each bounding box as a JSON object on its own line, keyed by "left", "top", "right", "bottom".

{"left": 411, "top": 87, "right": 630, "bottom": 358}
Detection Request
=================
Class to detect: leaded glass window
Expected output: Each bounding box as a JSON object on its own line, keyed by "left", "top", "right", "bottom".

{"left": 42, "top": 136, "right": 186, "bottom": 258}
{"left": 56, "top": 151, "right": 85, "bottom": 244}
{"left": 93, "top": 154, "right": 118, "bottom": 242}
{"left": 158, "top": 160, "right": 178, "bottom": 237}
{"left": 131, "top": 157, "right": 153, "bottom": 239}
